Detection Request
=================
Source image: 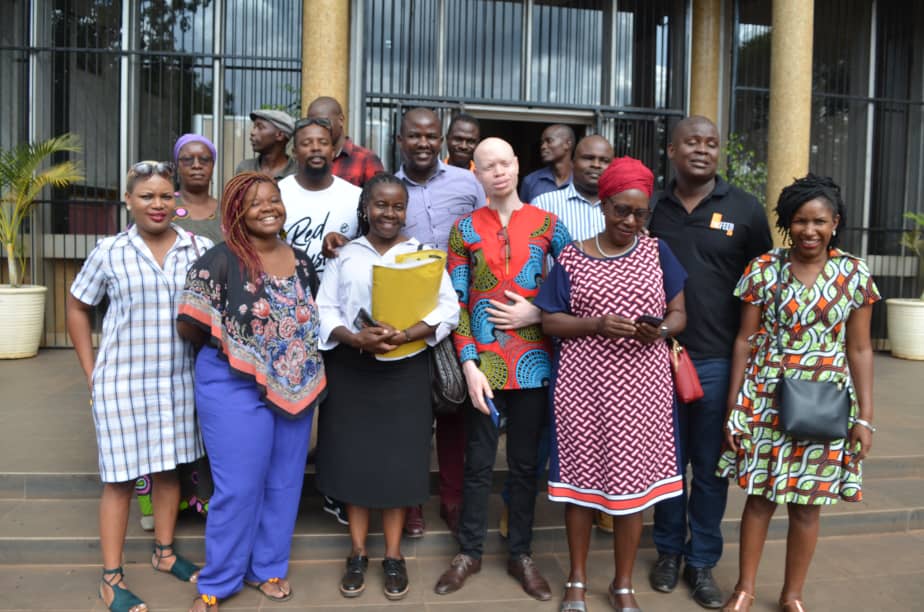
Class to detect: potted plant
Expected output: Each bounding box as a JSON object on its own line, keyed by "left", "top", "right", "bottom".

{"left": 886, "top": 212, "right": 924, "bottom": 360}
{"left": 0, "top": 134, "right": 83, "bottom": 358}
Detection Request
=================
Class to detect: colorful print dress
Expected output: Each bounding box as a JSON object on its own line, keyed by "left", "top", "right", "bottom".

{"left": 716, "top": 248, "right": 880, "bottom": 505}
{"left": 447, "top": 204, "right": 571, "bottom": 389}
{"left": 535, "top": 236, "right": 686, "bottom": 515}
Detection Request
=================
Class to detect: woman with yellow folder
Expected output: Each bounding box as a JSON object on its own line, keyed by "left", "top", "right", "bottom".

{"left": 315, "top": 173, "right": 459, "bottom": 601}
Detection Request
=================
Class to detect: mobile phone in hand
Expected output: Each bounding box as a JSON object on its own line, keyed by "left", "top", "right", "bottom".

{"left": 353, "top": 307, "right": 379, "bottom": 329}
{"left": 635, "top": 314, "right": 663, "bottom": 327}
{"left": 485, "top": 395, "right": 500, "bottom": 428}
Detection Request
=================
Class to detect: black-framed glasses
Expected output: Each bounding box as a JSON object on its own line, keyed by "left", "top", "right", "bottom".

{"left": 176, "top": 155, "right": 214, "bottom": 167}
{"left": 128, "top": 160, "right": 174, "bottom": 177}
{"left": 604, "top": 200, "right": 651, "bottom": 222}
{"left": 293, "top": 117, "right": 332, "bottom": 132}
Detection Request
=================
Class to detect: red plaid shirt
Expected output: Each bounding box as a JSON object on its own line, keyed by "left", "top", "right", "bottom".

{"left": 331, "top": 138, "right": 385, "bottom": 188}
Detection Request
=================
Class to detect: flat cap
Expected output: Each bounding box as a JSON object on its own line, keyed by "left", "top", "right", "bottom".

{"left": 249, "top": 109, "right": 295, "bottom": 136}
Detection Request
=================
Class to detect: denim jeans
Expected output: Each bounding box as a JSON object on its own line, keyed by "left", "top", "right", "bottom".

{"left": 652, "top": 357, "right": 730, "bottom": 569}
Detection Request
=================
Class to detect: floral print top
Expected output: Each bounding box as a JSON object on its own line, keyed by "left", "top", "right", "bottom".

{"left": 178, "top": 242, "right": 326, "bottom": 417}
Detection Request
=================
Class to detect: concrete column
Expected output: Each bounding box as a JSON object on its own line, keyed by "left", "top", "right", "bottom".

{"left": 766, "top": 0, "right": 814, "bottom": 244}
{"left": 301, "top": 0, "right": 350, "bottom": 117}
{"left": 689, "top": 0, "right": 722, "bottom": 122}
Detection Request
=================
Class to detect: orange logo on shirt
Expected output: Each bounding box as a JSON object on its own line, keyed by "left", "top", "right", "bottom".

{"left": 710, "top": 212, "right": 734, "bottom": 236}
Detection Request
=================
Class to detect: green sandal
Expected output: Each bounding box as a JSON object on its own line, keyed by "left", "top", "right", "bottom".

{"left": 152, "top": 541, "right": 200, "bottom": 582}
{"left": 99, "top": 567, "right": 147, "bottom": 612}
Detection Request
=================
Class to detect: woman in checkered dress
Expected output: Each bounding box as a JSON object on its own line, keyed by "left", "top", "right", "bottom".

{"left": 68, "top": 161, "right": 212, "bottom": 612}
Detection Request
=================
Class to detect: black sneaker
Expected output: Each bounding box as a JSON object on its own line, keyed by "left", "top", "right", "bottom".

{"left": 340, "top": 554, "right": 368, "bottom": 597}
{"left": 323, "top": 496, "right": 349, "bottom": 526}
{"left": 683, "top": 565, "right": 723, "bottom": 609}
{"left": 649, "top": 552, "right": 681, "bottom": 593}
{"left": 383, "top": 557, "right": 409, "bottom": 600}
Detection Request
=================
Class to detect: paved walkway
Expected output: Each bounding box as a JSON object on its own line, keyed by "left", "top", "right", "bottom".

{"left": 0, "top": 349, "right": 922, "bottom": 611}
{"left": 1, "top": 532, "right": 923, "bottom": 610}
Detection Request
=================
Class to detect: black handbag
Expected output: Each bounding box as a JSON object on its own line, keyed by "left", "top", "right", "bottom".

{"left": 430, "top": 336, "right": 467, "bottom": 415}
{"left": 772, "top": 258, "right": 851, "bottom": 441}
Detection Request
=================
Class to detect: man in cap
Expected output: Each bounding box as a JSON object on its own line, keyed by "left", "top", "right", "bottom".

{"left": 235, "top": 109, "right": 298, "bottom": 180}
{"left": 307, "top": 96, "right": 384, "bottom": 187}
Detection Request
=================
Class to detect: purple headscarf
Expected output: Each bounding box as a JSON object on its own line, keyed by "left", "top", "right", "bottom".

{"left": 173, "top": 133, "right": 218, "bottom": 163}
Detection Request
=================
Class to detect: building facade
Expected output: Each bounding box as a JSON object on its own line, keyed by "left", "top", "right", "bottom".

{"left": 1, "top": 0, "right": 921, "bottom": 346}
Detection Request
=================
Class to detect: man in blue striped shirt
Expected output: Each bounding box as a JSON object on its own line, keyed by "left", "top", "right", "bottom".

{"left": 533, "top": 135, "right": 614, "bottom": 240}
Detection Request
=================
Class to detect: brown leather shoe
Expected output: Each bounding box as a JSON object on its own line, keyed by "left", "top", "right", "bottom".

{"left": 434, "top": 553, "right": 481, "bottom": 595}
{"left": 403, "top": 505, "right": 425, "bottom": 538}
{"left": 506, "top": 554, "right": 552, "bottom": 601}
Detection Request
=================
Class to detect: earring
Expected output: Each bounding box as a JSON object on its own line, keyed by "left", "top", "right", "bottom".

{"left": 833, "top": 229, "right": 837, "bottom": 237}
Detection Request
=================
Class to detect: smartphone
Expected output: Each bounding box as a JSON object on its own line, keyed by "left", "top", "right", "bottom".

{"left": 635, "top": 314, "right": 664, "bottom": 327}
{"left": 353, "top": 307, "right": 379, "bottom": 329}
{"left": 485, "top": 395, "right": 500, "bottom": 428}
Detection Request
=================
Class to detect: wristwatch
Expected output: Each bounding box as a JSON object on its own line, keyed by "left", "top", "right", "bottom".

{"left": 658, "top": 325, "right": 670, "bottom": 339}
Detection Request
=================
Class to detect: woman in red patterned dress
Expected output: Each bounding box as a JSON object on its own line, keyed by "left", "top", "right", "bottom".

{"left": 535, "top": 157, "right": 688, "bottom": 612}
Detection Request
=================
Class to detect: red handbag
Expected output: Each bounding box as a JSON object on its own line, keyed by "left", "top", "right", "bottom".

{"left": 669, "top": 338, "right": 704, "bottom": 403}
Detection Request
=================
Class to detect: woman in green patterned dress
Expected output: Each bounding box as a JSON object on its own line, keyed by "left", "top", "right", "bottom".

{"left": 716, "top": 175, "right": 879, "bottom": 612}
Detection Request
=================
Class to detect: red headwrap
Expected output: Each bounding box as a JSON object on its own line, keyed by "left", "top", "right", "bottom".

{"left": 597, "top": 156, "right": 654, "bottom": 200}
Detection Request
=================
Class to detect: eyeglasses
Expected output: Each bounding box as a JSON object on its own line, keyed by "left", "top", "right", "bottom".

{"left": 293, "top": 117, "right": 332, "bottom": 132}
{"left": 128, "top": 160, "right": 174, "bottom": 177}
{"left": 604, "top": 200, "right": 651, "bottom": 222}
{"left": 177, "top": 155, "right": 214, "bottom": 167}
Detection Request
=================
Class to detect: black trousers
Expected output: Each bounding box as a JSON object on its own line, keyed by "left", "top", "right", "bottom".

{"left": 457, "top": 387, "right": 547, "bottom": 560}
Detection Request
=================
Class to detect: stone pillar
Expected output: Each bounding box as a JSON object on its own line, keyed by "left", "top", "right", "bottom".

{"left": 301, "top": 0, "right": 350, "bottom": 117}
{"left": 690, "top": 0, "right": 722, "bottom": 122}
{"left": 766, "top": 0, "right": 814, "bottom": 244}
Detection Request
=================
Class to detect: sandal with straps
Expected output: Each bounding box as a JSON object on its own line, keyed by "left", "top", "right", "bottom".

{"left": 152, "top": 541, "right": 200, "bottom": 583}
{"left": 244, "top": 577, "right": 294, "bottom": 602}
{"left": 189, "top": 594, "right": 218, "bottom": 611}
{"left": 607, "top": 582, "right": 641, "bottom": 612}
{"left": 561, "top": 580, "right": 588, "bottom": 611}
{"left": 780, "top": 598, "right": 806, "bottom": 612}
{"left": 99, "top": 567, "right": 147, "bottom": 612}
{"left": 722, "top": 589, "right": 756, "bottom": 611}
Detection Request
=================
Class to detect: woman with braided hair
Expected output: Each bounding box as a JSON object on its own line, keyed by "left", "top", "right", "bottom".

{"left": 717, "top": 174, "right": 879, "bottom": 612}
{"left": 177, "top": 172, "right": 326, "bottom": 610}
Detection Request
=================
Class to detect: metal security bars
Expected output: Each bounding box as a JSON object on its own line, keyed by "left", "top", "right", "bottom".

{"left": 359, "top": 0, "right": 686, "bottom": 181}
{"left": 731, "top": 0, "right": 924, "bottom": 343}
{"left": 0, "top": 0, "right": 302, "bottom": 346}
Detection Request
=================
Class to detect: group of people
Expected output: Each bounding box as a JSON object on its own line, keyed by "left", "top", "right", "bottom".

{"left": 67, "top": 95, "right": 878, "bottom": 612}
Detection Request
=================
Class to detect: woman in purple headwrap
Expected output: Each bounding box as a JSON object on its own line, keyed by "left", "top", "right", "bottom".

{"left": 534, "top": 157, "right": 689, "bottom": 612}
{"left": 173, "top": 134, "right": 223, "bottom": 244}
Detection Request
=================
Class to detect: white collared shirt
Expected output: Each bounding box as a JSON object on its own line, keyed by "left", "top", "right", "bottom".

{"left": 316, "top": 236, "right": 460, "bottom": 357}
{"left": 533, "top": 182, "right": 603, "bottom": 241}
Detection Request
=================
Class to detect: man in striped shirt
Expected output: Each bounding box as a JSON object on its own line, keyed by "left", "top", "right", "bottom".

{"left": 533, "top": 134, "right": 614, "bottom": 240}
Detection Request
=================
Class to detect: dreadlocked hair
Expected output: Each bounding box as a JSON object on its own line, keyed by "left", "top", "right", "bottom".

{"left": 222, "top": 172, "right": 280, "bottom": 282}
{"left": 356, "top": 172, "right": 409, "bottom": 236}
{"left": 775, "top": 173, "right": 847, "bottom": 249}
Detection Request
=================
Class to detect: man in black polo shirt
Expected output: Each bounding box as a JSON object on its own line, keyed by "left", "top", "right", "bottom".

{"left": 648, "top": 116, "right": 773, "bottom": 609}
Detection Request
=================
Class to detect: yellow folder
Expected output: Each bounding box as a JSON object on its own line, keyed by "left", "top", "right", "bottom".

{"left": 371, "top": 249, "right": 447, "bottom": 360}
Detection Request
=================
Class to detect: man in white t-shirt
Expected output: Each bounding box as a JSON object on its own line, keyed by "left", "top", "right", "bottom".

{"left": 279, "top": 117, "right": 362, "bottom": 274}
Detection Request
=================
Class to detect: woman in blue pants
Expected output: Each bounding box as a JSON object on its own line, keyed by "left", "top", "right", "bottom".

{"left": 177, "top": 172, "right": 326, "bottom": 610}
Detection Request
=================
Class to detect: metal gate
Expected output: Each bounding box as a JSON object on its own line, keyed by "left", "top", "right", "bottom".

{"left": 0, "top": 0, "right": 303, "bottom": 346}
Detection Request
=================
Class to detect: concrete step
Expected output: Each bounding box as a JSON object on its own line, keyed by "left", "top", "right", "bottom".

{"left": 1, "top": 476, "right": 921, "bottom": 566}
{"left": 2, "top": 453, "right": 922, "bottom": 501}
{"left": 4, "top": 532, "right": 924, "bottom": 611}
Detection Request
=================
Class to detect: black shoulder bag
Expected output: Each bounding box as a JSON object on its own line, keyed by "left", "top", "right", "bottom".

{"left": 773, "top": 257, "right": 851, "bottom": 441}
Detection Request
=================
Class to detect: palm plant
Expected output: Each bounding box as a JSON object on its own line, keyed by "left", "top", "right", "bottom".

{"left": 900, "top": 211, "right": 924, "bottom": 300}
{"left": 0, "top": 134, "right": 84, "bottom": 286}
